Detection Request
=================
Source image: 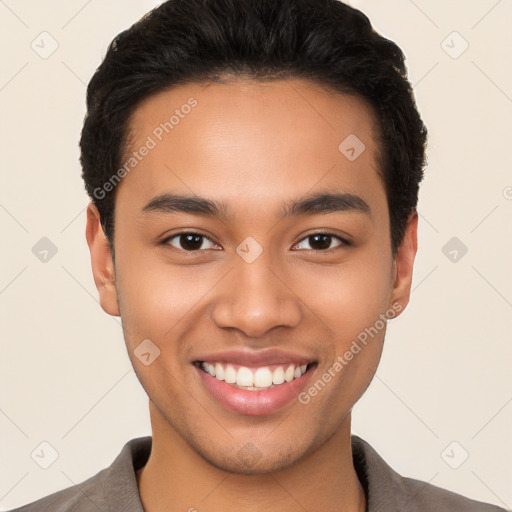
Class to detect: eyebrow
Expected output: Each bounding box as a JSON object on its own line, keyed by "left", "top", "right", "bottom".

{"left": 141, "top": 191, "right": 371, "bottom": 221}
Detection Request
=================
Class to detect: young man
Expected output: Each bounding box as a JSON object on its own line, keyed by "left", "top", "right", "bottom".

{"left": 10, "top": 0, "right": 508, "bottom": 510}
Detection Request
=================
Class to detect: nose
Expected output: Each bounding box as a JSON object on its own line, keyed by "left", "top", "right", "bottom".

{"left": 212, "top": 253, "right": 302, "bottom": 338}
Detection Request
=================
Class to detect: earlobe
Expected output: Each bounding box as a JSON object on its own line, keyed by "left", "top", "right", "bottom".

{"left": 389, "top": 211, "right": 418, "bottom": 316}
{"left": 85, "top": 202, "right": 120, "bottom": 317}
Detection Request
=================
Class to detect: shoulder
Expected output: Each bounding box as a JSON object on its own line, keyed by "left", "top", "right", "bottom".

{"left": 397, "top": 474, "right": 508, "bottom": 511}
{"left": 6, "top": 436, "right": 151, "bottom": 512}
{"left": 351, "top": 435, "right": 509, "bottom": 512}
{"left": 6, "top": 467, "right": 110, "bottom": 512}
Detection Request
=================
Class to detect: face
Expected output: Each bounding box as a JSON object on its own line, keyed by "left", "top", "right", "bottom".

{"left": 86, "top": 78, "right": 417, "bottom": 474}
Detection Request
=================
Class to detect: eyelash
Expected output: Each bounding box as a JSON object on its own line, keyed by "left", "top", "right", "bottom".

{"left": 160, "top": 231, "right": 350, "bottom": 253}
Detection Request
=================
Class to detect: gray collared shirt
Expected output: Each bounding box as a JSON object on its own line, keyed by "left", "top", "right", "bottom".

{"left": 8, "top": 435, "right": 509, "bottom": 511}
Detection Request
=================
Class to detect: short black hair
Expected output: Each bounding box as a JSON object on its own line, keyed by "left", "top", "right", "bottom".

{"left": 80, "top": 0, "right": 427, "bottom": 256}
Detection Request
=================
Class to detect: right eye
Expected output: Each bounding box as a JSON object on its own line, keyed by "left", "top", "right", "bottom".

{"left": 160, "top": 232, "right": 221, "bottom": 252}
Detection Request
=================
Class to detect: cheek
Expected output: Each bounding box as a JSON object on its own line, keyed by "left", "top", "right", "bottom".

{"left": 114, "top": 248, "right": 214, "bottom": 345}
{"left": 298, "top": 262, "right": 391, "bottom": 422}
{"left": 297, "top": 253, "right": 392, "bottom": 335}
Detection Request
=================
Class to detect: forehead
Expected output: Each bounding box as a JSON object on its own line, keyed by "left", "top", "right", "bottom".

{"left": 117, "top": 78, "right": 385, "bottom": 216}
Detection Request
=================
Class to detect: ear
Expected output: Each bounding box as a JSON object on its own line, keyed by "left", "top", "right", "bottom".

{"left": 389, "top": 211, "right": 418, "bottom": 316}
{"left": 85, "top": 202, "right": 120, "bottom": 317}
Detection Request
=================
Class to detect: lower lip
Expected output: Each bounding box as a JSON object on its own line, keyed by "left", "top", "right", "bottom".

{"left": 195, "top": 365, "right": 315, "bottom": 416}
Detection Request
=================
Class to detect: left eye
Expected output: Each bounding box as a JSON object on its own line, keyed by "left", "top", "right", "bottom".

{"left": 293, "top": 233, "right": 346, "bottom": 251}
{"left": 162, "top": 232, "right": 347, "bottom": 253}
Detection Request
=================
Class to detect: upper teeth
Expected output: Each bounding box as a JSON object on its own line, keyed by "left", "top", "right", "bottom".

{"left": 200, "top": 362, "right": 308, "bottom": 389}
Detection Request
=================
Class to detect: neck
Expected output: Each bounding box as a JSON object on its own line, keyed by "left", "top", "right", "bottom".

{"left": 137, "top": 405, "right": 366, "bottom": 512}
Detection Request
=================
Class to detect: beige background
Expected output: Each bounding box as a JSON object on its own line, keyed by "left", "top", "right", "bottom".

{"left": 1, "top": 0, "right": 511, "bottom": 509}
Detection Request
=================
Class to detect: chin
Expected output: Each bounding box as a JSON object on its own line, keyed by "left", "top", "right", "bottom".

{"left": 196, "top": 440, "right": 311, "bottom": 475}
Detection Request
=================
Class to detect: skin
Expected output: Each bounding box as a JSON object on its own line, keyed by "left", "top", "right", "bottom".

{"left": 86, "top": 77, "right": 418, "bottom": 512}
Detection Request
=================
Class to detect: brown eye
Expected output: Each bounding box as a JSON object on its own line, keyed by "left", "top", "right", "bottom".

{"left": 294, "top": 233, "right": 346, "bottom": 251}
{"left": 162, "top": 233, "right": 218, "bottom": 252}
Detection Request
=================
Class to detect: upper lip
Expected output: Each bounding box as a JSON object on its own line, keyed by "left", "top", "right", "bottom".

{"left": 192, "top": 348, "right": 316, "bottom": 367}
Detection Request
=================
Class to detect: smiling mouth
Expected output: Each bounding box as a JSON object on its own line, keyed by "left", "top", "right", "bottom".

{"left": 193, "top": 360, "right": 317, "bottom": 391}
